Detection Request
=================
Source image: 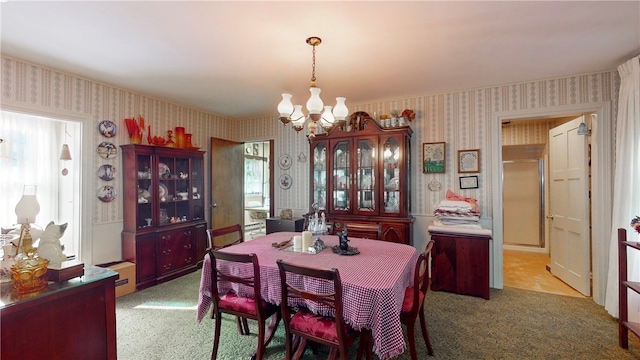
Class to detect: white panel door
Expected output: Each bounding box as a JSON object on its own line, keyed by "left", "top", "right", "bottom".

{"left": 549, "top": 117, "right": 591, "bottom": 296}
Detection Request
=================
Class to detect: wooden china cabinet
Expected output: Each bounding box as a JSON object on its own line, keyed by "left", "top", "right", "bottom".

{"left": 121, "top": 144, "right": 207, "bottom": 290}
{"left": 310, "top": 115, "right": 413, "bottom": 245}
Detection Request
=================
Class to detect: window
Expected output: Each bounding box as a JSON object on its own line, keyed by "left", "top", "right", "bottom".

{"left": 0, "top": 111, "right": 81, "bottom": 259}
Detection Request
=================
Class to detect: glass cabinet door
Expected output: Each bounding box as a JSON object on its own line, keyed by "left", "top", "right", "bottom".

{"left": 191, "top": 156, "right": 204, "bottom": 221}
{"left": 331, "top": 140, "right": 350, "bottom": 212}
{"left": 355, "top": 138, "right": 377, "bottom": 214}
{"left": 311, "top": 142, "right": 327, "bottom": 210}
{"left": 136, "top": 153, "right": 153, "bottom": 229}
{"left": 382, "top": 136, "right": 401, "bottom": 215}
{"left": 158, "top": 155, "right": 191, "bottom": 227}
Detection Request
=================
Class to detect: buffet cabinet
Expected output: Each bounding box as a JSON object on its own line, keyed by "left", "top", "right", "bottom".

{"left": 310, "top": 116, "right": 413, "bottom": 245}
{"left": 121, "top": 144, "right": 207, "bottom": 290}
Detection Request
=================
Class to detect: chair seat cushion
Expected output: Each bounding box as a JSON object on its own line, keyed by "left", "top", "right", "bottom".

{"left": 401, "top": 287, "right": 424, "bottom": 313}
{"left": 219, "top": 293, "right": 267, "bottom": 315}
{"left": 290, "top": 308, "right": 340, "bottom": 342}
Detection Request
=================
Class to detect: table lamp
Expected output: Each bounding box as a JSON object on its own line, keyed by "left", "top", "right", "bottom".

{"left": 11, "top": 185, "right": 49, "bottom": 294}
{"left": 14, "top": 185, "right": 40, "bottom": 252}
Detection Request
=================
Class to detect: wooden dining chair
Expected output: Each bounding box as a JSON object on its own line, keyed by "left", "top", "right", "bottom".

{"left": 276, "top": 259, "right": 372, "bottom": 360}
{"left": 206, "top": 223, "right": 244, "bottom": 250}
{"left": 208, "top": 249, "right": 281, "bottom": 360}
{"left": 206, "top": 224, "right": 250, "bottom": 334}
{"left": 401, "top": 240, "right": 435, "bottom": 358}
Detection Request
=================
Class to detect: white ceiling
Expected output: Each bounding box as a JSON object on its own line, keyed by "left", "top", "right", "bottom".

{"left": 1, "top": 1, "right": 639, "bottom": 119}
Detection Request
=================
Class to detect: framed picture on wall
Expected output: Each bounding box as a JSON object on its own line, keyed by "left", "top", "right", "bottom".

{"left": 458, "top": 149, "right": 480, "bottom": 173}
{"left": 459, "top": 175, "right": 479, "bottom": 189}
{"left": 423, "top": 142, "right": 446, "bottom": 173}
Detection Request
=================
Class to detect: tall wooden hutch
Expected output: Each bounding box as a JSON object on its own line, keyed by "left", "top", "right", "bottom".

{"left": 310, "top": 116, "right": 413, "bottom": 245}
{"left": 121, "top": 144, "right": 207, "bottom": 290}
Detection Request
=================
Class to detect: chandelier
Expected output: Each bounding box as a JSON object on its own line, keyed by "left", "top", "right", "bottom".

{"left": 277, "top": 36, "right": 348, "bottom": 140}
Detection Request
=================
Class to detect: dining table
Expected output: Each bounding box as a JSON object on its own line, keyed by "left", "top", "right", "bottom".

{"left": 197, "top": 232, "right": 418, "bottom": 360}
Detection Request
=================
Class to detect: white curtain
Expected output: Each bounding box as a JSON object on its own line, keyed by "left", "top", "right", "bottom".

{"left": 0, "top": 111, "right": 61, "bottom": 231}
{"left": 605, "top": 56, "right": 640, "bottom": 319}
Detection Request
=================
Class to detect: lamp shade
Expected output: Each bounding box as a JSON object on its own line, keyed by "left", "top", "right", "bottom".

{"left": 321, "top": 106, "right": 335, "bottom": 125}
{"left": 278, "top": 93, "right": 294, "bottom": 117}
{"left": 60, "top": 144, "right": 72, "bottom": 160}
{"left": 333, "top": 97, "right": 348, "bottom": 121}
{"left": 15, "top": 185, "right": 40, "bottom": 224}
{"left": 306, "top": 87, "right": 324, "bottom": 115}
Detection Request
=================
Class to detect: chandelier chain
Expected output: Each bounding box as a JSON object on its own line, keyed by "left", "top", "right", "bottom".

{"left": 311, "top": 43, "right": 316, "bottom": 84}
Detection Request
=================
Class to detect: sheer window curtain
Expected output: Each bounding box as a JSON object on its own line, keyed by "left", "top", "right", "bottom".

{"left": 0, "top": 111, "right": 61, "bottom": 235}
{"left": 604, "top": 55, "right": 640, "bottom": 319}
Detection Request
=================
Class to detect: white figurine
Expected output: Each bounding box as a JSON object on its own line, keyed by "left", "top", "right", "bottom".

{"left": 37, "top": 221, "right": 68, "bottom": 267}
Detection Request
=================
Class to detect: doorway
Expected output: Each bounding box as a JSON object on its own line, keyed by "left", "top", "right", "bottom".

{"left": 501, "top": 115, "right": 590, "bottom": 296}
{"left": 243, "top": 141, "right": 273, "bottom": 239}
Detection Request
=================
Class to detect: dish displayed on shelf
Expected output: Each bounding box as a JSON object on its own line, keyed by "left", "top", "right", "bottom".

{"left": 149, "top": 183, "right": 169, "bottom": 200}
{"left": 279, "top": 173, "right": 292, "bottom": 190}
{"left": 97, "top": 164, "right": 116, "bottom": 181}
{"left": 279, "top": 154, "right": 292, "bottom": 170}
{"left": 97, "top": 141, "right": 117, "bottom": 159}
{"left": 97, "top": 185, "right": 117, "bottom": 202}
{"left": 98, "top": 120, "right": 118, "bottom": 138}
{"left": 158, "top": 163, "right": 170, "bottom": 177}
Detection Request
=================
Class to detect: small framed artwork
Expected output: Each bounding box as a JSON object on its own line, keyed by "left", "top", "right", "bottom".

{"left": 459, "top": 175, "right": 479, "bottom": 189}
{"left": 423, "top": 142, "right": 446, "bottom": 173}
{"left": 458, "top": 149, "right": 480, "bottom": 173}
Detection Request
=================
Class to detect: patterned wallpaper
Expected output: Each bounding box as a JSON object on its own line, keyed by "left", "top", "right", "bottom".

{"left": 235, "top": 72, "right": 619, "bottom": 221}
{"left": 1, "top": 53, "right": 620, "bottom": 261}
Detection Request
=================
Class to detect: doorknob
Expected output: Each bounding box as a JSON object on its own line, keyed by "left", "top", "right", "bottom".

{"left": 547, "top": 214, "right": 554, "bottom": 220}
{"left": 212, "top": 203, "right": 218, "bottom": 208}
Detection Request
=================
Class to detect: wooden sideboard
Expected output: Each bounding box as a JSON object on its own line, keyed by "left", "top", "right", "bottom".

{"left": 429, "top": 227, "right": 492, "bottom": 300}
{"left": 0, "top": 265, "right": 118, "bottom": 360}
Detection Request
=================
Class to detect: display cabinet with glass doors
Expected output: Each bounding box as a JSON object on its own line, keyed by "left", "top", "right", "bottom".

{"left": 310, "top": 116, "right": 413, "bottom": 245}
{"left": 121, "top": 144, "right": 207, "bottom": 290}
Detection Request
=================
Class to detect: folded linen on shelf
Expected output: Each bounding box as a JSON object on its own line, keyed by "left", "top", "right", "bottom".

{"left": 432, "top": 218, "right": 482, "bottom": 229}
{"left": 434, "top": 190, "right": 481, "bottom": 227}
{"left": 438, "top": 200, "right": 472, "bottom": 210}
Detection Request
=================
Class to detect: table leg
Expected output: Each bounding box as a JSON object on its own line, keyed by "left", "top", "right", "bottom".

{"left": 248, "top": 312, "right": 281, "bottom": 360}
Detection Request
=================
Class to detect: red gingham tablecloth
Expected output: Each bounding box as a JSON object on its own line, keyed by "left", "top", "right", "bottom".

{"left": 197, "top": 232, "right": 418, "bottom": 360}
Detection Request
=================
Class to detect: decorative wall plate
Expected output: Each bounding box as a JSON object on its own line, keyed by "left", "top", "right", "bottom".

{"left": 97, "top": 141, "right": 117, "bottom": 159}
{"left": 279, "top": 154, "right": 292, "bottom": 170}
{"left": 279, "top": 173, "right": 292, "bottom": 189}
{"left": 97, "top": 164, "right": 116, "bottom": 181}
{"left": 428, "top": 178, "right": 442, "bottom": 192}
{"left": 97, "top": 185, "right": 117, "bottom": 202}
{"left": 98, "top": 120, "right": 118, "bottom": 138}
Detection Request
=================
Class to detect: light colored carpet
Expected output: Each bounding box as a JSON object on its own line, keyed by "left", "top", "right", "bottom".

{"left": 116, "top": 269, "right": 640, "bottom": 359}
